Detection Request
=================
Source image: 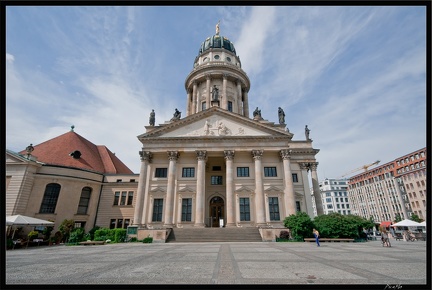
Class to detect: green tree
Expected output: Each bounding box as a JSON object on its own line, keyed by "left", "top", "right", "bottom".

{"left": 283, "top": 212, "right": 314, "bottom": 240}
{"left": 313, "top": 213, "right": 374, "bottom": 239}
{"left": 410, "top": 214, "right": 422, "bottom": 223}
{"left": 59, "top": 219, "right": 75, "bottom": 243}
{"left": 394, "top": 214, "right": 402, "bottom": 223}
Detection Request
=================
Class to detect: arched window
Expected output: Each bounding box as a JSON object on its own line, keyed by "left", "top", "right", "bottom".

{"left": 39, "top": 183, "right": 61, "bottom": 213}
{"left": 77, "top": 187, "right": 92, "bottom": 214}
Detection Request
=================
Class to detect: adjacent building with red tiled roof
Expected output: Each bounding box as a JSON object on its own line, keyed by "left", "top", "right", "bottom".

{"left": 6, "top": 129, "right": 138, "bottom": 234}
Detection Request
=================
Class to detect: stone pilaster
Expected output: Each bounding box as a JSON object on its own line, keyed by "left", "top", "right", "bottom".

{"left": 205, "top": 75, "right": 211, "bottom": 110}
{"left": 252, "top": 149, "right": 266, "bottom": 225}
{"left": 222, "top": 74, "right": 228, "bottom": 110}
{"left": 243, "top": 89, "right": 249, "bottom": 118}
{"left": 195, "top": 150, "right": 207, "bottom": 227}
{"left": 192, "top": 81, "right": 197, "bottom": 114}
{"left": 224, "top": 150, "right": 235, "bottom": 227}
{"left": 163, "top": 151, "right": 179, "bottom": 227}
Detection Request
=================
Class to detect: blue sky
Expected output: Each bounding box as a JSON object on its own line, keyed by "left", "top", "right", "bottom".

{"left": 5, "top": 5, "right": 427, "bottom": 179}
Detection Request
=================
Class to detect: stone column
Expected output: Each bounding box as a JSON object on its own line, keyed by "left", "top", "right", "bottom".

{"left": 186, "top": 89, "right": 192, "bottom": 116}
{"left": 310, "top": 162, "right": 324, "bottom": 215}
{"left": 206, "top": 75, "right": 211, "bottom": 110}
{"left": 243, "top": 90, "right": 249, "bottom": 118}
{"left": 163, "top": 151, "right": 179, "bottom": 227}
{"left": 222, "top": 74, "right": 228, "bottom": 110}
{"left": 133, "top": 150, "right": 152, "bottom": 226}
{"left": 192, "top": 81, "right": 197, "bottom": 114}
{"left": 252, "top": 149, "right": 266, "bottom": 225}
{"left": 280, "top": 149, "right": 296, "bottom": 217}
{"left": 299, "top": 163, "right": 314, "bottom": 217}
{"left": 224, "top": 150, "right": 235, "bottom": 227}
{"left": 236, "top": 80, "right": 242, "bottom": 115}
{"left": 195, "top": 150, "right": 207, "bottom": 227}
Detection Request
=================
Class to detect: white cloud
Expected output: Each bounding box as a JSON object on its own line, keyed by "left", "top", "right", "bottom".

{"left": 6, "top": 53, "right": 15, "bottom": 63}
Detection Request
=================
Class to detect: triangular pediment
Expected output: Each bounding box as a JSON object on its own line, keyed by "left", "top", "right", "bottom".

{"left": 6, "top": 149, "right": 41, "bottom": 165}
{"left": 235, "top": 185, "right": 254, "bottom": 192}
{"left": 264, "top": 186, "right": 283, "bottom": 192}
{"left": 150, "top": 186, "right": 166, "bottom": 193}
{"left": 178, "top": 186, "right": 196, "bottom": 193}
{"left": 139, "top": 107, "right": 293, "bottom": 139}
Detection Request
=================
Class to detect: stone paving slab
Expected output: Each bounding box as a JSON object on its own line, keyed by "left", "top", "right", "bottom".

{"left": 4, "top": 240, "right": 429, "bottom": 287}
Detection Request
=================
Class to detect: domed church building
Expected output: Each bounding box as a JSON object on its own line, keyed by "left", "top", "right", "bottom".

{"left": 6, "top": 24, "right": 322, "bottom": 242}
{"left": 131, "top": 24, "right": 323, "bottom": 240}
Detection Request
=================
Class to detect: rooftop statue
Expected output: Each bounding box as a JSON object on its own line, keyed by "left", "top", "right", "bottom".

{"left": 149, "top": 109, "right": 155, "bottom": 126}
{"left": 171, "top": 108, "right": 181, "bottom": 121}
{"left": 216, "top": 20, "right": 220, "bottom": 35}
{"left": 278, "top": 107, "right": 285, "bottom": 124}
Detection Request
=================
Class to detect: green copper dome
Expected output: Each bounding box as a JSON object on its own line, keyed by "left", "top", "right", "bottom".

{"left": 198, "top": 34, "right": 237, "bottom": 55}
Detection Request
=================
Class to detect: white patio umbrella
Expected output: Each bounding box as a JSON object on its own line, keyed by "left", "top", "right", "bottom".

{"left": 419, "top": 221, "right": 426, "bottom": 227}
{"left": 390, "top": 219, "right": 421, "bottom": 227}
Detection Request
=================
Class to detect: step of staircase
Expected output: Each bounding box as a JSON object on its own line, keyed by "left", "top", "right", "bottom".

{"left": 167, "top": 227, "right": 263, "bottom": 243}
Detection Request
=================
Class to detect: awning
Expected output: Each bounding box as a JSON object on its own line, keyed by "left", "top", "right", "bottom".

{"left": 380, "top": 221, "right": 392, "bottom": 228}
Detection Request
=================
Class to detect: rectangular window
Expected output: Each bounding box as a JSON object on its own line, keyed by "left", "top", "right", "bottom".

{"left": 237, "top": 167, "right": 250, "bottom": 177}
{"left": 326, "top": 198, "right": 332, "bottom": 203}
{"left": 239, "top": 198, "right": 250, "bottom": 221}
{"left": 152, "top": 199, "right": 163, "bottom": 222}
{"left": 182, "top": 167, "right": 195, "bottom": 177}
{"left": 109, "top": 219, "right": 116, "bottom": 229}
{"left": 127, "top": 191, "right": 134, "bottom": 205}
{"left": 117, "top": 219, "right": 123, "bottom": 228}
{"left": 211, "top": 176, "right": 223, "bottom": 185}
{"left": 202, "top": 102, "right": 206, "bottom": 110}
{"left": 228, "top": 101, "right": 233, "bottom": 112}
{"left": 264, "top": 167, "right": 277, "bottom": 177}
{"left": 155, "top": 168, "right": 168, "bottom": 178}
{"left": 181, "top": 198, "right": 192, "bottom": 222}
{"left": 124, "top": 219, "right": 130, "bottom": 229}
{"left": 113, "top": 192, "right": 120, "bottom": 206}
{"left": 296, "top": 201, "right": 301, "bottom": 212}
{"left": 292, "top": 173, "right": 298, "bottom": 182}
{"left": 120, "top": 191, "right": 127, "bottom": 205}
{"left": 268, "top": 197, "right": 280, "bottom": 221}
{"left": 212, "top": 166, "right": 222, "bottom": 171}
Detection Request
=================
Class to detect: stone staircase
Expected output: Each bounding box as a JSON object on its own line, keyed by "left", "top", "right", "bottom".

{"left": 166, "top": 227, "right": 263, "bottom": 243}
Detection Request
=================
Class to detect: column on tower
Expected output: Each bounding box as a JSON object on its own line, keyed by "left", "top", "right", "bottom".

{"left": 236, "top": 80, "right": 242, "bottom": 115}
{"left": 163, "top": 151, "right": 179, "bottom": 227}
{"left": 194, "top": 150, "right": 207, "bottom": 227}
{"left": 252, "top": 149, "right": 266, "bottom": 225}
{"left": 133, "top": 150, "right": 152, "bottom": 227}
{"left": 192, "top": 81, "right": 198, "bottom": 114}
{"left": 222, "top": 74, "right": 228, "bottom": 110}
{"left": 224, "top": 150, "right": 235, "bottom": 227}
{"left": 205, "top": 75, "right": 211, "bottom": 110}
{"left": 243, "top": 90, "right": 249, "bottom": 118}
{"left": 186, "top": 89, "right": 192, "bottom": 116}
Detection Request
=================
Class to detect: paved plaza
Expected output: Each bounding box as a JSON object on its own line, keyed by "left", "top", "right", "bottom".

{"left": 5, "top": 239, "right": 429, "bottom": 287}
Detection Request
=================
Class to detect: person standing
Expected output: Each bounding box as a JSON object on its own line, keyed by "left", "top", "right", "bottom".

{"left": 313, "top": 228, "right": 320, "bottom": 247}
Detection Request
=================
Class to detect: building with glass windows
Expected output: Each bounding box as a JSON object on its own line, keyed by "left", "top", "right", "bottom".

{"left": 312, "top": 178, "right": 350, "bottom": 216}
{"left": 348, "top": 148, "right": 427, "bottom": 224}
{"left": 6, "top": 26, "right": 323, "bottom": 241}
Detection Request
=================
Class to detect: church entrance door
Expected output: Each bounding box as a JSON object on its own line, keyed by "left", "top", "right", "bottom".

{"left": 209, "top": 196, "right": 224, "bottom": 227}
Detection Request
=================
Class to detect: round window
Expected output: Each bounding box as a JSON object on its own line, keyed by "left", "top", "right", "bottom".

{"left": 214, "top": 55, "right": 220, "bottom": 60}
{"left": 203, "top": 57, "right": 208, "bottom": 62}
{"left": 226, "top": 57, "right": 231, "bottom": 62}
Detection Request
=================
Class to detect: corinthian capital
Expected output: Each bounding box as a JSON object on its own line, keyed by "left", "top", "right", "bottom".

{"left": 196, "top": 150, "right": 207, "bottom": 161}
{"left": 167, "top": 151, "right": 179, "bottom": 161}
{"left": 279, "top": 149, "right": 293, "bottom": 160}
{"left": 251, "top": 149, "right": 263, "bottom": 160}
{"left": 224, "top": 150, "right": 235, "bottom": 161}
{"left": 299, "top": 162, "right": 318, "bottom": 171}
{"left": 139, "top": 151, "right": 152, "bottom": 162}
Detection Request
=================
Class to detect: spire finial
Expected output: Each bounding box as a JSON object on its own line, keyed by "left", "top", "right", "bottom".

{"left": 71, "top": 125, "right": 75, "bottom": 132}
{"left": 216, "top": 20, "right": 220, "bottom": 35}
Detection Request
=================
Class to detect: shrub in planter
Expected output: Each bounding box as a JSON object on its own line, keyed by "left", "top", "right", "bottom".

{"left": 143, "top": 236, "right": 153, "bottom": 243}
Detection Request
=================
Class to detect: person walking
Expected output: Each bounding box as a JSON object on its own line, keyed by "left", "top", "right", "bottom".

{"left": 313, "top": 228, "right": 320, "bottom": 247}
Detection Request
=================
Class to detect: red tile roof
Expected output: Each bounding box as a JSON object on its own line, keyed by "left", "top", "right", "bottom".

{"left": 19, "top": 131, "right": 133, "bottom": 174}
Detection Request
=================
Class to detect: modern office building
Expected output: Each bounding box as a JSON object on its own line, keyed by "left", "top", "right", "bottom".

{"left": 313, "top": 178, "right": 350, "bottom": 215}
{"left": 347, "top": 147, "right": 427, "bottom": 224}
